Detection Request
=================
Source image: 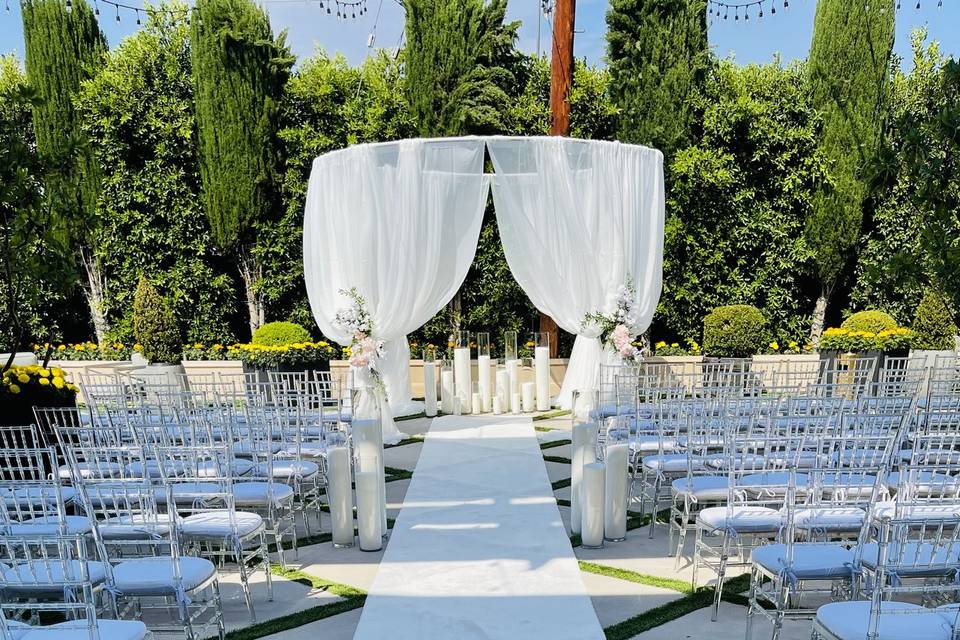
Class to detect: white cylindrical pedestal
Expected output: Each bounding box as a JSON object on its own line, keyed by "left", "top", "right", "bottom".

{"left": 582, "top": 462, "right": 605, "bottom": 549}
{"left": 604, "top": 443, "right": 629, "bottom": 542}
{"left": 534, "top": 346, "right": 551, "bottom": 411}
{"left": 328, "top": 446, "right": 354, "bottom": 547}
{"left": 506, "top": 359, "right": 520, "bottom": 412}
{"left": 440, "top": 370, "right": 455, "bottom": 414}
{"left": 423, "top": 362, "right": 437, "bottom": 418}
{"left": 492, "top": 396, "right": 503, "bottom": 415}
{"left": 356, "top": 470, "right": 382, "bottom": 551}
{"left": 522, "top": 382, "right": 536, "bottom": 413}
{"left": 353, "top": 419, "right": 386, "bottom": 535}
{"left": 511, "top": 392, "right": 521, "bottom": 415}
{"left": 453, "top": 347, "right": 472, "bottom": 414}
{"left": 478, "top": 355, "right": 492, "bottom": 412}
{"left": 571, "top": 422, "right": 596, "bottom": 535}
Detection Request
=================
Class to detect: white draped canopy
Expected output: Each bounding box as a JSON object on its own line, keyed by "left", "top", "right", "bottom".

{"left": 302, "top": 136, "right": 663, "bottom": 421}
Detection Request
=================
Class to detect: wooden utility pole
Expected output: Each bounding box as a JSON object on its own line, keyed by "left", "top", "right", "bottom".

{"left": 541, "top": 0, "right": 575, "bottom": 357}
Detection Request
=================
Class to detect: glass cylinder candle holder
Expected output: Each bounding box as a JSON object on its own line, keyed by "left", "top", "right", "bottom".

{"left": 503, "top": 330, "right": 518, "bottom": 362}
{"left": 423, "top": 344, "right": 436, "bottom": 363}
{"left": 532, "top": 331, "right": 551, "bottom": 350}
{"left": 455, "top": 330, "right": 472, "bottom": 350}
{"left": 477, "top": 332, "right": 491, "bottom": 358}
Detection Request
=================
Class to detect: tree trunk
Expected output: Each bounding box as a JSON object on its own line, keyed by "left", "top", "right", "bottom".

{"left": 447, "top": 293, "right": 462, "bottom": 338}
{"left": 809, "top": 285, "right": 831, "bottom": 346}
{"left": 80, "top": 246, "right": 109, "bottom": 344}
{"left": 239, "top": 246, "right": 265, "bottom": 338}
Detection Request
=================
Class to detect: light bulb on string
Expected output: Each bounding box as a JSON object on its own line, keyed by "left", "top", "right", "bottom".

{"left": 115, "top": 4, "right": 120, "bottom": 21}
{"left": 135, "top": 8, "right": 140, "bottom": 23}
{"left": 916, "top": 0, "right": 920, "bottom": 8}
{"left": 734, "top": 6, "right": 739, "bottom": 20}
{"left": 65, "top": 0, "right": 72, "bottom": 12}
{"left": 783, "top": 0, "right": 788, "bottom": 8}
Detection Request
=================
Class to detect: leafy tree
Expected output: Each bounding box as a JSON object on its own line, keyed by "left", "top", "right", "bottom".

{"left": 21, "top": 0, "right": 108, "bottom": 341}
{"left": 606, "top": 0, "right": 710, "bottom": 160}
{"left": 132, "top": 277, "right": 182, "bottom": 364}
{"left": 659, "top": 59, "right": 825, "bottom": 344}
{"left": 76, "top": 6, "right": 240, "bottom": 345}
{"left": 0, "top": 60, "right": 79, "bottom": 365}
{"left": 191, "top": 0, "right": 293, "bottom": 336}
{"left": 805, "top": 0, "right": 895, "bottom": 342}
{"left": 912, "top": 287, "right": 957, "bottom": 351}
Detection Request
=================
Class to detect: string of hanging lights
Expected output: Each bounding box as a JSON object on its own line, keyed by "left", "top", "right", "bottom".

{"left": 8, "top": 0, "right": 369, "bottom": 23}
{"left": 707, "top": 0, "right": 945, "bottom": 22}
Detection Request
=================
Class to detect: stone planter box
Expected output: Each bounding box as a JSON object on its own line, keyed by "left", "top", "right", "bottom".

{"left": 405, "top": 358, "right": 569, "bottom": 400}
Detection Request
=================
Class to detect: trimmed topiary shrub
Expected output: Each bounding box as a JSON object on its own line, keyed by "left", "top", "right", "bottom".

{"left": 703, "top": 305, "right": 767, "bottom": 358}
{"left": 840, "top": 310, "right": 898, "bottom": 334}
{"left": 252, "top": 321, "right": 312, "bottom": 346}
{"left": 133, "top": 278, "right": 182, "bottom": 364}
{"left": 912, "top": 288, "right": 957, "bottom": 351}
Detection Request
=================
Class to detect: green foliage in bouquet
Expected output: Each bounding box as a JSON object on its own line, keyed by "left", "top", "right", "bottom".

{"left": 133, "top": 278, "right": 182, "bottom": 364}
{"left": 703, "top": 305, "right": 767, "bottom": 358}
{"left": 912, "top": 288, "right": 957, "bottom": 351}
{"left": 840, "top": 310, "right": 899, "bottom": 334}
{"left": 252, "top": 321, "right": 312, "bottom": 346}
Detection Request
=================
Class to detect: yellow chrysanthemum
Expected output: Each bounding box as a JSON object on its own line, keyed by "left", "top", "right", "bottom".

{"left": 16, "top": 374, "right": 30, "bottom": 384}
{"left": 8, "top": 384, "right": 20, "bottom": 394}
{"left": 769, "top": 341, "right": 779, "bottom": 351}
{"left": 52, "top": 377, "right": 65, "bottom": 389}
{"left": 57, "top": 345, "right": 66, "bottom": 352}
{"left": 38, "top": 377, "right": 50, "bottom": 386}
{"left": 52, "top": 368, "right": 64, "bottom": 378}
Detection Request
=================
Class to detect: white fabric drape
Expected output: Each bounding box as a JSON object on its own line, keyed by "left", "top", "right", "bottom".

{"left": 303, "top": 138, "right": 489, "bottom": 437}
{"left": 487, "top": 137, "right": 665, "bottom": 409}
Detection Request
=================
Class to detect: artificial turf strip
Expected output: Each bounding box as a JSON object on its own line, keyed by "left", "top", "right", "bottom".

{"left": 532, "top": 409, "right": 572, "bottom": 421}
{"left": 394, "top": 412, "right": 427, "bottom": 422}
{"left": 539, "top": 438, "right": 572, "bottom": 450}
{"left": 385, "top": 466, "right": 413, "bottom": 481}
{"left": 384, "top": 436, "right": 424, "bottom": 448}
{"left": 542, "top": 454, "right": 572, "bottom": 464}
{"left": 552, "top": 477, "right": 572, "bottom": 490}
{"left": 578, "top": 561, "right": 693, "bottom": 595}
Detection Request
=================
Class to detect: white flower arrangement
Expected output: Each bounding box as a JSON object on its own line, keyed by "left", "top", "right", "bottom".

{"left": 581, "top": 277, "right": 641, "bottom": 361}
{"left": 334, "top": 288, "right": 387, "bottom": 396}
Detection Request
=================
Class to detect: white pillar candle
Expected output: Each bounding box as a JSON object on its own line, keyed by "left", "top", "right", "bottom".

{"left": 423, "top": 362, "right": 437, "bottom": 418}
{"left": 440, "top": 370, "right": 455, "bottom": 414}
{"left": 356, "top": 470, "right": 382, "bottom": 551}
{"left": 353, "top": 419, "right": 386, "bottom": 534}
{"left": 495, "top": 369, "right": 510, "bottom": 411}
{"left": 571, "top": 422, "right": 596, "bottom": 535}
{"left": 511, "top": 392, "right": 521, "bottom": 415}
{"left": 472, "top": 392, "right": 482, "bottom": 415}
{"left": 327, "top": 446, "right": 354, "bottom": 547}
{"left": 453, "top": 347, "right": 473, "bottom": 414}
{"left": 477, "top": 354, "right": 492, "bottom": 412}
{"left": 582, "top": 462, "right": 606, "bottom": 548}
{"left": 534, "top": 346, "right": 551, "bottom": 411}
{"left": 506, "top": 359, "right": 520, "bottom": 411}
{"left": 522, "top": 382, "right": 536, "bottom": 413}
{"left": 604, "top": 443, "right": 629, "bottom": 542}
{"left": 492, "top": 396, "right": 503, "bottom": 415}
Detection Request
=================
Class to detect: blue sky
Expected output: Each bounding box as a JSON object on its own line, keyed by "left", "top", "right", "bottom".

{"left": 0, "top": 0, "right": 957, "bottom": 69}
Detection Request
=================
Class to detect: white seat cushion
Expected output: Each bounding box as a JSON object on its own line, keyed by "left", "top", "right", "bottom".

{"left": 630, "top": 435, "right": 677, "bottom": 453}
{"left": 180, "top": 510, "right": 263, "bottom": 539}
{"left": 281, "top": 444, "right": 328, "bottom": 459}
{"left": 1, "top": 561, "right": 108, "bottom": 595}
{"left": 822, "top": 473, "right": 879, "bottom": 498}
{"left": 886, "top": 471, "right": 960, "bottom": 497}
{"left": 57, "top": 462, "right": 122, "bottom": 480}
{"left": 5, "top": 515, "right": 92, "bottom": 536}
{"left": 0, "top": 620, "right": 30, "bottom": 640}
{"left": 232, "top": 442, "right": 281, "bottom": 456}
{"left": 671, "top": 476, "right": 727, "bottom": 501}
{"left": 112, "top": 556, "right": 216, "bottom": 596}
{"left": 255, "top": 460, "right": 319, "bottom": 479}
{"left": 815, "top": 601, "right": 953, "bottom": 640}
{"left": 233, "top": 482, "right": 295, "bottom": 507}
{"left": 197, "top": 458, "right": 255, "bottom": 478}
{"left": 697, "top": 506, "right": 782, "bottom": 533}
{"left": 641, "top": 454, "right": 699, "bottom": 473}
{"left": 125, "top": 460, "right": 187, "bottom": 480}
{"left": 153, "top": 482, "right": 223, "bottom": 505}
{"left": 21, "top": 620, "right": 147, "bottom": 640}
{"left": 873, "top": 501, "right": 960, "bottom": 522}
{"left": 791, "top": 507, "right": 865, "bottom": 531}
{"left": 0, "top": 486, "right": 76, "bottom": 507}
{"left": 740, "top": 472, "right": 807, "bottom": 492}
{"left": 860, "top": 541, "right": 960, "bottom": 578}
{"left": 98, "top": 514, "right": 171, "bottom": 540}
{"left": 751, "top": 543, "right": 855, "bottom": 580}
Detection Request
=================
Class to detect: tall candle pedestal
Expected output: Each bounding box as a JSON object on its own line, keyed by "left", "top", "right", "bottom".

{"left": 440, "top": 369, "right": 455, "bottom": 414}
{"left": 477, "top": 354, "right": 492, "bottom": 412}
{"left": 604, "top": 443, "right": 629, "bottom": 542}
{"left": 453, "top": 347, "right": 472, "bottom": 414}
{"left": 534, "top": 346, "right": 551, "bottom": 411}
{"left": 353, "top": 418, "right": 386, "bottom": 536}
{"left": 423, "top": 361, "right": 437, "bottom": 417}
{"left": 571, "top": 422, "right": 596, "bottom": 535}
{"left": 356, "top": 469, "right": 382, "bottom": 551}
{"left": 495, "top": 369, "right": 509, "bottom": 414}
{"left": 506, "top": 359, "right": 520, "bottom": 412}
{"left": 328, "top": 446, "right": 354, "bottom": 547}
{"left": 582, "top": 462, "right": 606, "bottom": 549}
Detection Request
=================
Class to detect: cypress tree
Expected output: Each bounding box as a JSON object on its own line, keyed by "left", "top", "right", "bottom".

{"left": 805, "top": 0, "right": 895, "bottom": 341}
{"left": 21, "top": 0, "right": 108, "bottom": 340}
{"left": 190, "top": 0, "right": 293, "bottom": 335}
{"left": 606, "top": 0, "right": 709, "bottom": 159}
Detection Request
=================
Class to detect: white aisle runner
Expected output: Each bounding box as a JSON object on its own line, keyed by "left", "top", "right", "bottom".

{"left": 353, "top": 415, "right": 605, "bottom": 640}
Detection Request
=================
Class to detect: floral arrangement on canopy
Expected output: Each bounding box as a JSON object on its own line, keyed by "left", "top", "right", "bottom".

{"left": 335, "top": 288, "right": 387, "bottom": 395}
{"left": 582, "top": 278, "right": 641, "bottom": 361}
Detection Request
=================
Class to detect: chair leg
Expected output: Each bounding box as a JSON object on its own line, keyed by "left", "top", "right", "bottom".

{"left": 235, "top": 538, "right": 256, "bottom": 622}
{"left": 745, "top": 566, "right": 757, "bottom": 640}
{"left": 692, "top": 525, "right": 703, "bottom": 590}
{"left": 213, "top": 578, "right": 226, "bottom": 640}
{"left": 648, "top": 477, "right": 662, "bottom": 539}
{"left": 178, "top": 594, "right": 195, "bottom": 640}
{"left": 260, "top": 530, "right": 274, "bottom": 601}
{"left": 711, "top": 533, "right": 730, "bottom": 622}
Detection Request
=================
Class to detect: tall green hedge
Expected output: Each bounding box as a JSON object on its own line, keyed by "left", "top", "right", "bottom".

{"left": 702, "top": 305, "right": 767, "bottom": 358}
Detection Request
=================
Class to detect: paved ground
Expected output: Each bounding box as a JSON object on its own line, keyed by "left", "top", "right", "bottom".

{"left": 219, "top": 413, "right": 816, "bottom": 640}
